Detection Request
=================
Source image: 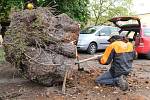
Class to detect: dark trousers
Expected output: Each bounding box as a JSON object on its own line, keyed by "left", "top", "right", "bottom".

{"left": 95, "top": 71, "right": 120, "bottom": 85}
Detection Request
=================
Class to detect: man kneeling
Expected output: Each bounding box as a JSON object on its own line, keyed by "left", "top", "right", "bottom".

{"left": 96, "top": 35, "right": 136, "bottom": 91}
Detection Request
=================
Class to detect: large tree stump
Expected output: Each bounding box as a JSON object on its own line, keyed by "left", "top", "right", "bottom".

{"left": 3, "top": 7, "right": 79, "bottom": 86}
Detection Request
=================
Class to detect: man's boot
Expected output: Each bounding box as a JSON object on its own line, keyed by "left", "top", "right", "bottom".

{"left": 117, "top": 75, "right": 128, "bottom": 91}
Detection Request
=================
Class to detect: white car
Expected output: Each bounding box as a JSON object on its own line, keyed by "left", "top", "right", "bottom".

{"left": 77, "top": 25, "right": 119, "bottom": 54}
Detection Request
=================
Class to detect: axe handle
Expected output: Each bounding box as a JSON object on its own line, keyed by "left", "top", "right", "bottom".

{"left": 78, "top": 54, "right": 103, "bottom": 63}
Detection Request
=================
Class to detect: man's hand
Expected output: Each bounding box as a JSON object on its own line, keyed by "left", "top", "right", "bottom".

{"left": 93, "top": 55, "right": 102, "bottom": 60}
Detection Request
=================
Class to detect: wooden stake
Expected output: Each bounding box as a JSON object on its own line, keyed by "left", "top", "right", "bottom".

{"left": 62, "top": 65, "right": 69, "bottom": 94}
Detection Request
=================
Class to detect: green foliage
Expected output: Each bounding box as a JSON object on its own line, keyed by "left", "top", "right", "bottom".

{"left": 0, "top": 0, "right": 133, "bottom": 27}
{"left": 0, "top": 0, "right": 24, "bottom": 22}
{"left": 89, "top": 0, "right": 133, "bottom": 25}
{"left": 36, "top": 0, "right": 90, "bottom": 24}
{"left": 0, "top": 0, "right": 90, "bottom": 24}
{"left": 56, "top": 0, "right": 89, "bottom": 23}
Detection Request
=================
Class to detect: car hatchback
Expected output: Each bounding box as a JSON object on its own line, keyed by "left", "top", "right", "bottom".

{"left": 77, "top": 25, "right": 119, "bottom": 54}
{"left": 109, "top": 17, "right": 150, "bottom": 59}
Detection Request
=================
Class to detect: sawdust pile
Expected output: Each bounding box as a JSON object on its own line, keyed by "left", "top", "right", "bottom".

{"left": 3, "top": 7, "right": 80, "bottom": 86}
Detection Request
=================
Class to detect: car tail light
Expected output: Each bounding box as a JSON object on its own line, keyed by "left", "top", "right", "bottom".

{"left": 139, "top": 37, "right": 144, "bottom": 47}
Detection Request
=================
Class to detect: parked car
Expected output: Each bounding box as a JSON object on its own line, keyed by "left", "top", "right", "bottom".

{"left": 109, "top": 17, "right": 150, "bottom": 59}
{"left": 77, "top": 25, "right": 119, "bottom": 54}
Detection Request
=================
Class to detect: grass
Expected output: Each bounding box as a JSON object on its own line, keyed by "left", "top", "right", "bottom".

{"left": 0, "top": 47, "right": 5, "bottom": 64}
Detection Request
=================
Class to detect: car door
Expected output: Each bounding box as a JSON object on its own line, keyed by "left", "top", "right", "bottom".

{"left": 96, "top": 27, "right": 111, "bottom": 50}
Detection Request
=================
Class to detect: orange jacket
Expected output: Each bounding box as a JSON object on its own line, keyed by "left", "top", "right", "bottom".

{"left": 99, "top": 41, "right": 135, "bottom": 77}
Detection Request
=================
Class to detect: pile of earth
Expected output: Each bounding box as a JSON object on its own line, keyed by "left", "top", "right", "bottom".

{"left": 3, "top": 7, "right": 80, "bottom": 86}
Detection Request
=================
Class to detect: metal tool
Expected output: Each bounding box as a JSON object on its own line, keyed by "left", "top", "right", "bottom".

{"left": 76, "top": 47, "right": 84, "bottom": 71}
{"left": 76, "top": 48, "right": 80, "bottom": 70}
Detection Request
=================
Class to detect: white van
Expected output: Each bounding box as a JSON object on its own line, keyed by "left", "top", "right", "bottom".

{"left": 77, "top": 25, "right": 119, "bottom": 54}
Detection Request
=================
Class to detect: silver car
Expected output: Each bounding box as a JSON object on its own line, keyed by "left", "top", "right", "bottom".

{"left": 77, "top": 25, "right": 119, "bottom": 54}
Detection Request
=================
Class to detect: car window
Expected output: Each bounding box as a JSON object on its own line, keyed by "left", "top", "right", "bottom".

{"left": 100, "top": 27, "right": 111, "bottom": 36}
{"left": 144, "top": 28, "right": 150, "bottom": 37}
{"left": 120, "top": 31, "right": 139, "bottom": 42}
{"left": 111, "top": 27, "right": 119, "bottom": 33}
{"left": 80, "top": 27, "right": 97, "bottom": 34}
{"left": 110, "top": 27, "right": 119, "bottom": 35}
{"left": 120, "top": 31, "right": 128, "bottom": 36}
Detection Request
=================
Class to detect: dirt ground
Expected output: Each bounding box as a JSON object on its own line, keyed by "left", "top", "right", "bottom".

{"left": 0, "top": 52, "right": 150, "bottom": 100}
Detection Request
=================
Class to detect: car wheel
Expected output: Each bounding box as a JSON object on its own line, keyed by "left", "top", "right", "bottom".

{"left": 146, "top": 52, "right": 150, "bottom": 60}
{"left": 87, "top": 42, "right": 97, "bottom": 54}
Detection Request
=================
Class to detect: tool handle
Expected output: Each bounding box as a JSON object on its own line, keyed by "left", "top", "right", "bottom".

{"left": 78, "top": 54, "right": 103, "bottom": 64}
{"left": 76, "top": 47, "right": 80, "bottom": 69}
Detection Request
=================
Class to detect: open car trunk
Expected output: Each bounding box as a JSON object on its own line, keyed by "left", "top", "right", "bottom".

{"left": 109, "top": 17, "right": 141, "bottom": 32}
{"left": 109, "top": 17, "right": 141, "bottom": 42}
